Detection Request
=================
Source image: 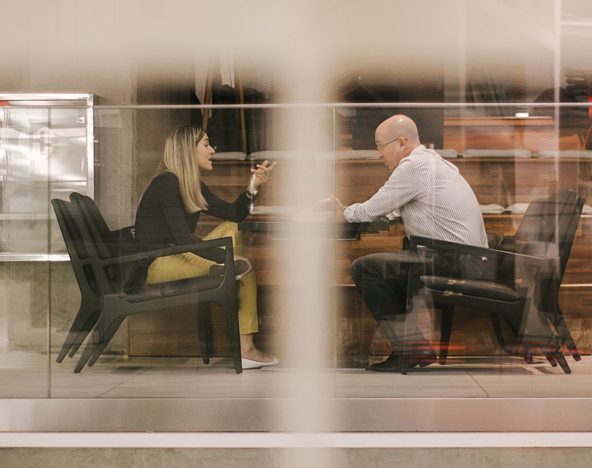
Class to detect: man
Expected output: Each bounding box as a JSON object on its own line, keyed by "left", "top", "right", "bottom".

{"left": 339, "top": 115, "right": 487, "bottom": 372}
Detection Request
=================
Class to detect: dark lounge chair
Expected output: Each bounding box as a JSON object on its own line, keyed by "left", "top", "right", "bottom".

{"left": 406, "top": 190, "right": 584, "bottom": 374}
{"left": 52, "top": 194, "right": 242, "bottom": 373}
{"left": 54, "top": 197, "right": 135, "bottom": 363}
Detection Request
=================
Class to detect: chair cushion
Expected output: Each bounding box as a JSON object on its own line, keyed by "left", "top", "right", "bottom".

{"left": 434, "top": 149, "right": 458, "bottom": 159}
{"left": 505, "top": 202, "right": 530, "bottom": 214}
{"left": 537, "top": 150, "right": 592, "bottom": 159}
{"left": 212, "top": 151, "right": 247, "bottom": 161}
{"left": 480, "top": 203, "right": 506, "bottom": 214}
{"left": 124, "top": 274, "right": 223, "bottom": 302}
{"left": 249, "top": 150, "right": 347, "bottom": 161}
{"left": 248, "top": 150, "right": 300, "bottom": 161}
{"left": 420, "top": 275, "right": 521, "bottom": 302}
{"left": 334, "top": 150, "right": 381, "bottom": 160}
{"left": 463, "top": 149, "right": 532, "bottom": 158}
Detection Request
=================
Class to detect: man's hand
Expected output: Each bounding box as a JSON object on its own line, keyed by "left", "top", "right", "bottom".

{"left": 315, "top": 195, "right": 345, "bottom": 212}
{"left": 315, "top": 196, "right": 346, "bottom": 223}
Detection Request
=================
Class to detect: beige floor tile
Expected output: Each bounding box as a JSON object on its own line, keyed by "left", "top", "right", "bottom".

{"left": 4, "top": 352, "right": 592, "bottom": 400}
{"left": 98, "top": 358, "right": 290, "bottom": 398}
{"left": 469, "top": 356, "right": 592, "bottom": 397}
{"left": 335, "top": 370, "right": 488, "bottom": 398}
{"left": 0, "top": 372, "right": 49, "bottom": 398}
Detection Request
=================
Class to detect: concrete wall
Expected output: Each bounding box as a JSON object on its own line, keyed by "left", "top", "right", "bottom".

{"left": 0, "top": 59, "right": 197, "bottom": 354}
{"left": 0, "top": 61, "right": 137, "bottom": 353}
{"left": 0, "top": 60, "right": 136, "bottom": 226}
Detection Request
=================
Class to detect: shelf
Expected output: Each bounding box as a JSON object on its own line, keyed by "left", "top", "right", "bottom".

{"left": 0, "top": 253, "right": 69, "bottom": 262}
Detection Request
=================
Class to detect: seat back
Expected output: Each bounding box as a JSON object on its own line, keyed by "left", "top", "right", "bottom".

{"left": 513, "top": 190, "right": 574, "bottom": 245}
{"left": 70, "top": 193, "right": 118, "bottom": 259}
{"left": 513, "top": 190, "right": 582, "bottom": 272}
{"left": 51, "top": 198, "right": 101, "bottom": 298}
{"left": 501, "top": 190, "right": 583, "bottom": 315}
{"left": 52, "top": 199, "right": 87, "bottom": 261}
{"left": 70, "top": 192, "right": 138, "bottom": 293}
{"left": 555, "top": 193, "right": 584, "bottom": 281}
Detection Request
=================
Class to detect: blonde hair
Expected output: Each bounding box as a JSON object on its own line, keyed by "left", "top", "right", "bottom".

{"left": 155, "top": 125, "right": 208, "bottom": 213}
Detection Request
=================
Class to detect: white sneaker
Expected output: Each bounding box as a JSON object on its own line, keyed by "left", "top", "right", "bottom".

{"left": 209, "top": 260, "right": 251, "bottom": 280}
{"left": 241, "top": 357, "right": 280, "bottom": 370}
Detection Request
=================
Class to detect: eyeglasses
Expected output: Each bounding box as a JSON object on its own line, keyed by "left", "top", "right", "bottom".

{"left": 376, "top": 135, "right": 405, "bottom": 150}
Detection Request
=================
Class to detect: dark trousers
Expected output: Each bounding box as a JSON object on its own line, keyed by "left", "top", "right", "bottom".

{"left": 350, "top": 252, "right": 431, "bottom": 350}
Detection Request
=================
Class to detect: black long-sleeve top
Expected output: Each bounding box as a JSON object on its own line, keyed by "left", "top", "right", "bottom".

{"left": 134, "top": 172, "right": 251, "bottom": 263}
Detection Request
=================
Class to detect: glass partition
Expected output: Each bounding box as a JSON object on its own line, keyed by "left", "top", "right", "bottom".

{"left": 0, "top": 95, "right": 93, "bottom": 398}
{"left": 333, "top": 103, "right": 592, "bottom": 398}
{"left": 0, "top": 99, "right": 591, "bottom": 419}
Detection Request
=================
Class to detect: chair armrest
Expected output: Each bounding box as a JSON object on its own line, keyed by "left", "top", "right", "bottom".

{"left": 102, "top": 226, "right": 137, "bottom": 255}
{"left": 408, "top": 235, "right": 554, "bottom": 273}
{"left": 98, "top": 236, "right": 236, "bottom": 294}
{"left": 110, "top": 225, "right": 135, "bottom": 239}
{"left": 497, "top": 238, "right": 549, "bottom": 257}
{"left": 101, "top": 237, "right": 234, "bottom": 267}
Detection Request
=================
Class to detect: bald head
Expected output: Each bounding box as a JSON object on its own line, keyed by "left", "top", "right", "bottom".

{"left": 376, "top": 115, "right": 420, "bottom": 146}
{"left": 374, "top": 115, "right": 421, "bottom": 170}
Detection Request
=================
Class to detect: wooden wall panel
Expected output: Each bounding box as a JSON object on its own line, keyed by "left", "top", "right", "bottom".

{"left": 128, "top": 154, "right": 592, "bottom": 362}
{"left": 443, "top": 116, "right": 582, "bottom": 153}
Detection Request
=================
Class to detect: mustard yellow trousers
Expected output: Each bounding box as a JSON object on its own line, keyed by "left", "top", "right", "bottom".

{"left": 146, "top": 222, "right": 258, "bottom": 334}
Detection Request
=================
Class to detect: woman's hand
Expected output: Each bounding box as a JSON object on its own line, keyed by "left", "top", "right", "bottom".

{"left": 250, "top": 160, "right": 277, "bottom": 189}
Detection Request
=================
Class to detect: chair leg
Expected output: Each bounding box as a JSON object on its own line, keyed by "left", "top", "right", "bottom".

{"left": 56, "top": 305, "right": 100, "bottom": 362}
{"left": 56, "top": 306, "right": 86, "bottom": 362}
{"left": 74, "top": 328, "right": 103, "bottom": 373}
{"left": 66, "top": 310, "right": 102, "bottom": 359}
{"left": 86, "top": 315, "right": 126, "bottom": 367}
{"left": 550, "top": 303, "right": 581, "bottom": 361}
{"left": 490, "top": 313, "right": 518, "bottom": 356}
{"left": 223, "top": 295, "right": 242, "bottom": 374}
{"left": 536, "top": 334, "right": 572, "bottom": 374}
{"left": 197, "top": 304, "right": 212, "bottom": 364}
{"left": 439, "top": 305, "right": 454, "bottom": 365}
{"left": 526, "top": 302, "right": 574, "bottom": 374}
{"left": 553, "top": 351, "right": 572, "bottom": 374}
{"left": 74, "top": 311, "right": 123, "bottom": 373}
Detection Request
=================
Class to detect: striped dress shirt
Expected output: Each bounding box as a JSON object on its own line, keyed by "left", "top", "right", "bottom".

{"left": 344, "top": 145, "right": 488, "bottom": 247}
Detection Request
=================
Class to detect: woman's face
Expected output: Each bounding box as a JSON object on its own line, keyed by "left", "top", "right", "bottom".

{"left": 195, "top": 133, "right": 215, "bottom": 171}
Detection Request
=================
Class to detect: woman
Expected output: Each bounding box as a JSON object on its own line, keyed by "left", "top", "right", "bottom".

{"left": 134, "top": 125, "right": 277, "bottom": 369}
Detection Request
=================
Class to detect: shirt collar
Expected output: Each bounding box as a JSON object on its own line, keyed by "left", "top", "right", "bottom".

{"left": 411, "top": 144, "right": 426, "bottom": 155}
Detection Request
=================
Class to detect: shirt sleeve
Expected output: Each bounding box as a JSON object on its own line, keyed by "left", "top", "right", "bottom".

{"left": 156, "top": 175, "right": 227, "bottom": 263}
{"left": 343, "top": 159, "right": 422, "bottom": 222}
{"left": 202, "top": 183, "right": 251, "bottom": 222}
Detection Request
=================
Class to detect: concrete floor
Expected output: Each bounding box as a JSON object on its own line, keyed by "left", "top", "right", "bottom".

{"left": 3, "top": 447, "right": 592, "bottom": 468}
{"left": 1, "top": 351, "right": 590, "bottom": 399}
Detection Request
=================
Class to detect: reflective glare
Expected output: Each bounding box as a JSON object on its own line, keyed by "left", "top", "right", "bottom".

{"left": 1, "top": 0, "right": 592, "bottom": 447}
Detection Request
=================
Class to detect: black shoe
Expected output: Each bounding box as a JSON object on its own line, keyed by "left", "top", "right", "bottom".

{"left": 369, "top": 349, "right": 437, "bottom": 373}
{"left": 369, "top": 353, "right": 404, "bottom": 372}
